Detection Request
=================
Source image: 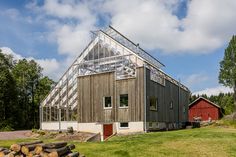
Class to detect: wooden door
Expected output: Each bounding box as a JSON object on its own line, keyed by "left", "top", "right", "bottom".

{"left": 103, "top": 124, "right": 113, "bottom": 140}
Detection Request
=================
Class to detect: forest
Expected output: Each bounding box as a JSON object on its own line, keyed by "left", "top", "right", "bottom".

{"left": 0, "top": 49, "right": 54, "bottom": 131}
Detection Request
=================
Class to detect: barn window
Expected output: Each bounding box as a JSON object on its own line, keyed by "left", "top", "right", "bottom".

{"left": 103, "top": 96, "right": 112, "bottom": 109}
{"left": 170, "top": 101, "right": 173, "bottom": 109}
{"left": 120, "top": 94, "right": 128, "bottom": 108}
{"left": 150, "top": 97, "right": 158, "bottom": 111}
{"left": 120, "top": 122, "right": 129, "bottom": 128}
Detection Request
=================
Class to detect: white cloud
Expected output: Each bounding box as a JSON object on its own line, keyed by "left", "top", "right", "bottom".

{"left": 102, "top": 0, "right": 236, "bottom": 54}
{"left": 0, "top": 47, "right": 61, "bottom": 80}
{"left": 26, "top": 0, "right": 236, "bottom": 56}
{"left": 193, "top": 86, "right": 233, "bottom": 96}
{"left": 3, "top": 8, "right": 20, "bottom": 20}
{"left": 1, "top": 47, "right": 23, "bottom": 60}
{"left": 183, "top": 73, "right": 209, "bottom": 88}
{"left": 51, "top": 24, "right": 92, "bottom": 57}
{"left": 35, "top": 0, "right": 96, "bottom": 57}
{"left": 43, "top": 0, "right": 96, "bottom": 22}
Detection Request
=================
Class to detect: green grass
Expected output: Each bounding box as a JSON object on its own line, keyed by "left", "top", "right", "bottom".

{"left": 216, "top": 119, "right": 236, "bottom": 128}
{"left": 1, "top": 127, "right": 236, "bottom": 157}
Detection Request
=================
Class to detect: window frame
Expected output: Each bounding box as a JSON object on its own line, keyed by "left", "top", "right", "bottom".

{"left": 149, "top": 122, "right": 153, "bottom": 128}
{"left": 119, "top": 122, "right": 129, "bottom": 129}
{"left": 150, "top": 97, "right": 158, "bottom": 111}
{"left": 103, "top": 96, "right": 112, "bottom": 109}
{"left": 119, "top": 94, "right": 129, "bottom": 108}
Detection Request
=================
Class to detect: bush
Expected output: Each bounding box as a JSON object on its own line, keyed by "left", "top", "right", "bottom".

{"left": 67, "top": 126, "right": 74, "bottom": 134}
{"left": 38, "top": 130, "right": 46, "bottom": 135}
{"left": 0, "top": 125, "right": 14, "bottom": 131}
{"left": 0, "top": 121, "right": 14, "bottom": 131}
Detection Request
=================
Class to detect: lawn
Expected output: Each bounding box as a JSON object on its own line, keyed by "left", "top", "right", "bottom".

{"left": 1, "top": 126, "right": 236, "bottom": 157}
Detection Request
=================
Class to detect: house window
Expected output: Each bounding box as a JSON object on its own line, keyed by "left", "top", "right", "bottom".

{"left": 149, "top": 122, "right": 153, "bottom": 128}
{"left": 103, "top": 96, "right": 112, "bottom": 109}
{"left": 120, "top": 94, "right": 128, "bottom": 108}
{"left": 170, "top": 101, "right": 173, "bottom": 109}
{"left": 150, "top": 97, "right": 158, "bottom": 111}
{"left": 120, "top": 122, "right": 129, "bottom": 128}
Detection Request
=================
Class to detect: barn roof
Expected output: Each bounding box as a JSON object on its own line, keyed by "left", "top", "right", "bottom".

{"left": 189, "top": 97, "right": 221, "bottom": 109}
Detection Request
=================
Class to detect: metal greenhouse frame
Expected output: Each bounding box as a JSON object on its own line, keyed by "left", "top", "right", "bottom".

{"left": 40, "top": 26, "right": 188, "bottom": 130}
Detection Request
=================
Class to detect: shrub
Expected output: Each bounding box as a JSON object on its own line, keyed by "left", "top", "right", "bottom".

{"left": 67, "top": 126, "right": 74, "bottom": 134}
{"left": 0, "top": 121, "right": 14, "bottom": 131}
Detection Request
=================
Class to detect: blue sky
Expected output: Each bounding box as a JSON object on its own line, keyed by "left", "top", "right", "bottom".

{"left": 0, "top": 0, "right": 235, "bottom": 95}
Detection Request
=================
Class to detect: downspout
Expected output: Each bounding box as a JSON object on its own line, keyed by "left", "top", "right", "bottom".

{"left": 144, "top": 63, "right": 147, "bottom": 132}
{"left": 178, "top": 79, "right": 180, "bottom": 129}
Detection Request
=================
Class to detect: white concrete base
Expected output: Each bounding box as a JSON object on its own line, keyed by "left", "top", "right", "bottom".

{"left": 77, "top": 122, "right": 102, "bottom": 133}
{"left": 42, "top": 121, "right": 144, "bottom": 141}
{"left": 77, "top": 121, "right": 144, "bottom": 141}
{"left": 114, "top": 122, "right": 144, "bottom": 134}
{"left": 42, "top": 121, "right": 77, "bottom": 131}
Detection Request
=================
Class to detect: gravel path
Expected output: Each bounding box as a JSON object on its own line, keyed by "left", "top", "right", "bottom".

{"left": 0, "top": 130, "right": 32, "bottom": 140}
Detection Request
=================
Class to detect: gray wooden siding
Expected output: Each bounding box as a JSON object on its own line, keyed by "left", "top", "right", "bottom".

{"left": 146, "top": 68, "right": 190, "bottom": 123}
{"left": 78, "top": 68, "right": 144, "bottom": 123}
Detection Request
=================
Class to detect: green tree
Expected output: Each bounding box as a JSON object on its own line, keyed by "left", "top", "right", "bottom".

{"left": 0, "top": 50, "right": 17, "bottom": 130}
{"left": 0, "top": 49, "right": 55, "bottom": 130}
{"left": 12, "top": 59, "right": 55, "bottom": 129}
{"left": 219, "top": 94, "right": 234, "bottom": 115}
{"left": 219, "top": 35, "right": 236, "bottom": 113}
{"left": 12, "top": 59, "right": 47, "bottom": 128}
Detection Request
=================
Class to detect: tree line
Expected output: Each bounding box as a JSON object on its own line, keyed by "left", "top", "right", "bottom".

{"left": 0, "top": 49, "right": 54, "bottom": 130}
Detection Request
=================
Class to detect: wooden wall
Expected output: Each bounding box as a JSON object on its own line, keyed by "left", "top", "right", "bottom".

{"left": 189, "top": 99, "right": 220, "bottom": 121}
{"left": 78, "top": 68, "right": 144, "bottom": 123}
{"left": 146, "top": 68, "right": 190, "bottom": 123}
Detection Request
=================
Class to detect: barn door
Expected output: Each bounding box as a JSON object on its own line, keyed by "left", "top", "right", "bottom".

{"left": 103, "top": 124, "right": 113, "bottom": 140}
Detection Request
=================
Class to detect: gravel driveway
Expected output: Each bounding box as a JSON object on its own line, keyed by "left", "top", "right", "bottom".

{"left": 0, "top": 130, "right": 32, "bottom": 140}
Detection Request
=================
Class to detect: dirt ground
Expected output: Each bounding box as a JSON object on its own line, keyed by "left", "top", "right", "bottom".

{"left": 0, "top": 130, "right": 31, "bottom": 140}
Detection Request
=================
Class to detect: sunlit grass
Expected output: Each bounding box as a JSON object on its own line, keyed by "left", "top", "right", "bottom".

{"left": 1, "top": 127, "right": 236, "bottom": 157}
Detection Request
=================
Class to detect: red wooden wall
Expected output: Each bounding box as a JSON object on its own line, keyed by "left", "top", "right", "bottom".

{"left": 189, "top": 99, "right": 220, "bottom": 121}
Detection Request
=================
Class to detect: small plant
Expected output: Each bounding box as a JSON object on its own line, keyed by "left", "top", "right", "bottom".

{"left": 38, "top": 130, "right": 46, "bottom": 136}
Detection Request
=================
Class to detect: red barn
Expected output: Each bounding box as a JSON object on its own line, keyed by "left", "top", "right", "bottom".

{"left": 189, "top": 97, "right": 221, "bottom": 122}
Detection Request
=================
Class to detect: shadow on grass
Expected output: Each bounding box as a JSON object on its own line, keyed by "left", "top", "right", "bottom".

{"left": 113, "top": 150, "right": 130, "bottom": 157}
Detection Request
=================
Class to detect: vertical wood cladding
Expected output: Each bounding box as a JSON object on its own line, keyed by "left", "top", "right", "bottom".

{"left": 146, "top": 68, "right": 189, "bottom": 123}
{"left": 78, "top": 68, "right": 144, "bottom": 123}
{"left": 189, "top": 98, "right": 220, "bottom": 121}
{"left": 78, "top": 67, "right": 189, "bottom": 124}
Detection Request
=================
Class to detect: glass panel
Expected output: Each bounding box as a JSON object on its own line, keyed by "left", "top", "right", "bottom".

{"left": 120, "top": 94, "right": 128, "bottom": 107}
{"left": 104, "top": 97, "right": 112, "bottom": 108}
{"left": 120, "top": 122, "right": 129, "bottom": 128}
{"left": 150, "top": 97, "right": 158, "bottom": 111}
